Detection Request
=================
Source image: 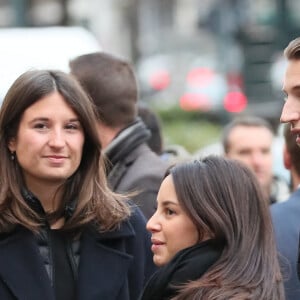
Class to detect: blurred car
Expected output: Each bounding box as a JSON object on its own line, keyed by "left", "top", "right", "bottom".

{"left": 179, "top": 56, "right": 228, "bottom": 112}
{"left": 0, "top": 26, "right": 101, "bottom": 103}
{"left": 136, "top": 49, "right": 248, "bottom": 121}
{"left": 136, "top": 51, "right": 198, "bottom": 110}
{"left": 180, "top": 56, "right": 247, "bottom": 115}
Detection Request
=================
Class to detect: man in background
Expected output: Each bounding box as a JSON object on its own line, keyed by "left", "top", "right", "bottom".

{"left": 137, "top": 104, "right": 164, "bottom": 156}
{"left": 70, "top": 52, "right": 168, "bottom": 219}
{"left": 271, "top": 124, "right": 300, "bottom": 300}
{"left": 222, "top": 115, "right": 288, "bottom": 204}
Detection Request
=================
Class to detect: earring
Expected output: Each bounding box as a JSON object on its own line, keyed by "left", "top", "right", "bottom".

{"left": 10, "top": 151, "right": 15, "bottom": 161}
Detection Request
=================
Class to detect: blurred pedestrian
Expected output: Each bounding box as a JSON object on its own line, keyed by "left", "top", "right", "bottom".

{"left": 0, "top": 69, "right": 156, "bottom": 300}
{"left": 140, "top": 156, "right": 284, "bottom": 300}
{"left": 70, "top": 52, "right": 168, "bottom": 219}
{"left": 222, "top": 115, "right": 288, "bottom": 204}
{"left": 138, "top": 104, "right": 164, "bottom": 155}
{"left": 137, "top": 104, "right": 190, "bottom": 164}
{"left": 271, "top": 124, "right": 300, "bottom": 300}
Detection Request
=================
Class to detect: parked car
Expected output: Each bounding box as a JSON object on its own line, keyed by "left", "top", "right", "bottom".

{"left": 136, "top": 49, "right": 248, "bottom": 121}
{"left": 0, "top": 26, "right": 101, "bottom": 103}
{"left": 179, "top": 55, "right": 247, "bottom": 115}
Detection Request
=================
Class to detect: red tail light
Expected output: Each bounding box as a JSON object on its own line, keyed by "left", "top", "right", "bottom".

{"left": 223, "top": 91, "right": 247, "bottom": 112}
{"left": 149, "top": 69, "right": 170, "bottom": 91}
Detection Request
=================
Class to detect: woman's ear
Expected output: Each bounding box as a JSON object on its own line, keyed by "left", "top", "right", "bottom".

{"left": 7, "top": 138, "right": 16, "bottom": 152}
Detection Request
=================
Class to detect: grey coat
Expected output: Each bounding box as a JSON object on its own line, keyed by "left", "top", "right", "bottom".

{"left": 106, "top": 120, "right": 169, "bottom": 219}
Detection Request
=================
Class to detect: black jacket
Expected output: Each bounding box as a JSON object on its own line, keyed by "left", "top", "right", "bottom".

{"left": 0, "top": 206, "right": 156, "bottom": 300}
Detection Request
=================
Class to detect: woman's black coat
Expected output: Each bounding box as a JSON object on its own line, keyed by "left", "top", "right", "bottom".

{"left": 0, "top": 208, "right": 156, "bottom": 300}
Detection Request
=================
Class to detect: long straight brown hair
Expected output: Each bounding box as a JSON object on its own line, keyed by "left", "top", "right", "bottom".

{"left": 169, "top": 156, "right": 285, "bottom": 300}
{"left": 0, "top": 69, "right": 130, "bottom": 233}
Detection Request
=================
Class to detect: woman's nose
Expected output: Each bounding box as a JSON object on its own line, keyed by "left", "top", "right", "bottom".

{"left": 48, "top": 129, "right": 65, "bottom": 147}
{"left": 146, "top": 213, "right": 161, "bottom": 232}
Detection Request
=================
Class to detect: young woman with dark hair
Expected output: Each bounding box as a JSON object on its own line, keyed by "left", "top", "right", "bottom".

{"left": 0, "top": 69, "right": 156, "bottom": 300}
{"left": 140, "top": 155, "right": 285, "bottom": 300}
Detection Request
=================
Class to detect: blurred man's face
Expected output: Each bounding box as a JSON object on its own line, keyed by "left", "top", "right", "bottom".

{"left": 225, "top": 125, "right": 273, "bottom": 196}
{"left": 281, "top": 59, "right": 300, "bottom": 147}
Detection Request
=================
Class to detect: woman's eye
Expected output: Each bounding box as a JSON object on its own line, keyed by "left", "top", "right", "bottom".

{"left": 34, "top": 123, "right": 47, "bottom": 129}
{"left": 166, "top": 208, "right": 175, "bottom": 216}
{"left": 65, "top": 123, "right": 79, "bottom": 130}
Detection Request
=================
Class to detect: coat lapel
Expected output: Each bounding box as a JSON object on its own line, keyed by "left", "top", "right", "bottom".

{"left": 0, "top": 227, "right": 54, "bottom": 300}
{"left": 77, "top": 222, "right": 135, "bottom": 300}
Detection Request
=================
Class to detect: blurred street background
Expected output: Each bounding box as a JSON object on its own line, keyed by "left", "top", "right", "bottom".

{"left": 0, "top": 0, "right": 299, "bottom": 159}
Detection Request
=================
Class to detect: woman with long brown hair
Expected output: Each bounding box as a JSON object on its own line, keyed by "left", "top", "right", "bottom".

{"left": 140, "top": 156, "right": 285, "bottom": 300}
{"left": 0, "top": 69, "right": 156, "bottom": 300}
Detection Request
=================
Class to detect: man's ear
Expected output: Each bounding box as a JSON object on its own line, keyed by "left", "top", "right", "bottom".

{"left": 283, "top": 144, "right": 292, "bottom": 170}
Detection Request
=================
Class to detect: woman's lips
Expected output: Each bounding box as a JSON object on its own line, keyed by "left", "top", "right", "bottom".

{"left": 151, "top": 238, "right": 165, "bottom": 252}
{"left": 46, "top": 155, "right": 67, "bottom": 164}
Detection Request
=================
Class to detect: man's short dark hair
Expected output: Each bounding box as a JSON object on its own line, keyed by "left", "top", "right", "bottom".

{"left": 70, "top": 52, "right": 138, "bottom": 128}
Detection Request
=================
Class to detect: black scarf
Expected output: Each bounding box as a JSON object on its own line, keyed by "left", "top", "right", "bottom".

{"left": 139, "top": 239, "right": 224, "bottom": 300}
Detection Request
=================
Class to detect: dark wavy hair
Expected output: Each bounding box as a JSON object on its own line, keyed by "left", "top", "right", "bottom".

{"left": 168, "top": 156, "right": 284, "bottom": 300}
{"left": 0, "top": 69, "right": 130, "bottom": 233}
